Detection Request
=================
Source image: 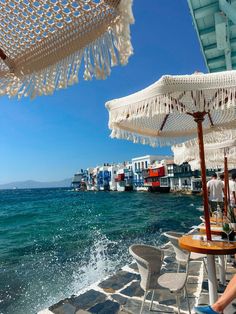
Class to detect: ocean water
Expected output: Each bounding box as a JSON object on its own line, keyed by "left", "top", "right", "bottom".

{"left": 0, "top": 188, "right": 203, "bottom": 314}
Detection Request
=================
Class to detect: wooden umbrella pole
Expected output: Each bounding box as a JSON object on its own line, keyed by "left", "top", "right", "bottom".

{"left": 0, "top": 48, "right": 7, "bottom": 60}
{"left": 224, "top": 152, "right": 229, "bottom": 216}
{"left": 193, "top": 112, "right": 212, "bottom": 241}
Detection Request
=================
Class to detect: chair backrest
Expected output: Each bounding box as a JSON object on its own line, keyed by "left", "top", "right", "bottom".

{"left": 200, "top": 216, "right": 205, "bottom": 222}
{"left": 129, "top": 244, "right": 163, "bottom": 291}
{"left": 163, "top": 231, "right": 189, "bottom": 265}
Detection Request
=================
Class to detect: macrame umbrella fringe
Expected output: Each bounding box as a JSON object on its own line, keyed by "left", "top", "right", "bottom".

{"left": 172, "top": 129, "right": 236, "bottom": 168}
{"left": 110, "top": 127, "right": 198, "bottom": 147}
{"left": 0, "top": 0, "right": 134, "bottom": 99}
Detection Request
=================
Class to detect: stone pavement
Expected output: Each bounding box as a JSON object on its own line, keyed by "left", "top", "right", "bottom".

{"left": 38, "top": 249, "right": 204, "bottom": 314}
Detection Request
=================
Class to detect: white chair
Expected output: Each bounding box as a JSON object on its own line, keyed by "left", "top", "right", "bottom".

{"left": 129, "top": 244, "right": 163, "bottom": 314}
{"left": 200, "top": 215, "right": 205, "bottom": 223}
{"left": 158, "top": 250, "right": 191, "bottom": 314}
{"left": 129, "top": 243, "right": 191, "bottom": 314}
{"left": 163, "top": 231, "right": 207, "bottom": 273}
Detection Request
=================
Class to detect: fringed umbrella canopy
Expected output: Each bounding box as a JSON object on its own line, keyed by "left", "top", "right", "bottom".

{"left": 106, "top": 71, "right": 236, "bottom": 147}
{"left": 106, "top": 70, "right": 236, "bottom": 243}
{"left": 172, "top": 129, "right": 236, "bottom": 170}
{"left": 0, "top": 0, "right": 134, "bottom": 99}
{"left": 172, "top": 129, "right": 236, "bottom": 216}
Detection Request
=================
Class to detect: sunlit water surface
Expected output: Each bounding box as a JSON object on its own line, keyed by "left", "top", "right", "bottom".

{"left": 0, "top": 188, "right": 203, "bottom": 314}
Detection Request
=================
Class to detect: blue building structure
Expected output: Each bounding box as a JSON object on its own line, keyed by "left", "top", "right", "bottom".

{"left": 97, "top": 166, "right": 111, "bottom": 190}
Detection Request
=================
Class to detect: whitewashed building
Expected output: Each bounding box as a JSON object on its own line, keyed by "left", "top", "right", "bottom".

{"left": 108, "top": 164, "right": 119, "bottom": 191}
{"left": 131, "top": 155, "right": 171, "bottom": 190}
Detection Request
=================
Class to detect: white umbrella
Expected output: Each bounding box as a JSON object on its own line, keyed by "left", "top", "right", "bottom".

{"left": 172, "top": 129, "right": 236, "bottom": 168}
{"left": 106, "top": 70, "right": 236, "bottom": 305}
{"left": 0, "top": 0, "right": 134, "bottom": 99}
{"left": 172, "top": 129, "right": 236, "bottom": 213}
{"left": 106, "top": 70, "right": 236, "bottom": 240}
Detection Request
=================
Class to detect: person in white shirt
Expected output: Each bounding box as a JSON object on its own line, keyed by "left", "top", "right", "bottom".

{"left": 229, "top": 172, "right": 236, "bottom": 207}
{"left": 207, "top": 173, "right": 224, "bottom": 215}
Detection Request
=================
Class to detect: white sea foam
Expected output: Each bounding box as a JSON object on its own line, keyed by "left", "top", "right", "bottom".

{"left": 71, "top": 231, "right": 120, "bottom": 295}
{"left": 35, "top": 230, "right": 123, "bottom": 314}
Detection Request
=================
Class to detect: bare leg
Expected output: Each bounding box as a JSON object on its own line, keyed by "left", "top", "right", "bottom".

{"left": 212, "top": 274, "right": 236, "bottom": 312}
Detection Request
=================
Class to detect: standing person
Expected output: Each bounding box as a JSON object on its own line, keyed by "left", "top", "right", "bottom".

{"left": 219, "top": 173, "right": 225, "bottom": 212}
{"left": 207, "top": 173, "right": 224, "bottom": 215}
{"left": 229, "top": 172, "right": 236, "bottom": 207}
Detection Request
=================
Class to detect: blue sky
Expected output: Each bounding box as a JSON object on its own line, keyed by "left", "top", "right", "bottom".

{"left": 0, "top": 0, "right": 207, "bottom": 183}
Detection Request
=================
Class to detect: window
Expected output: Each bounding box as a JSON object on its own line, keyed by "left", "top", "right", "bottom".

{"left": 141, "top": 161, "right": 144, "bottom": 169}
{"left": 145, "top": 161, "right": 148, "bottom": 168}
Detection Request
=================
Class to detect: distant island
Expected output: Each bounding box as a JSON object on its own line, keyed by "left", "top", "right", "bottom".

{"left": 0, "top": 178, "right": 72, "bottom": 190}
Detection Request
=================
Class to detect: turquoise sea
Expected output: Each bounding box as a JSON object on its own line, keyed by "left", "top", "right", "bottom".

{"left": 0, "top": 188, "right": 203, "bottom": 314}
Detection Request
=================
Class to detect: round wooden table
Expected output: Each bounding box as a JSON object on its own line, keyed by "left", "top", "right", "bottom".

{"left": 179, "top": 234, "right": 236, "bottom": 305}
{"left": 198, "top": 222, "right": 235, "bottom": 236}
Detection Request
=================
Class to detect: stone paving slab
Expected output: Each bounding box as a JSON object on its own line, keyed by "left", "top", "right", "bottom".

{"left": 88, "top": 300, "right": 120, "bottom": 314}
{"left": 49, "top": 290, "right": 107, "bottom": 314}
{"left": 122, "top": 298, "right": 175, "bottom": 314}
{"left": 39, "top": 246, "right": 205, "bottom": 314}
{"left": 111, "top": 294, "right": 128, "bottom": 306}
{"left": 119, "top": 281, "right": 144, "bottom": 298}
{"left": 98, "top": 271, "right": 140, "bottom": 292}
{"left": 70, "top": 290, "right": 107, "bottom": 310}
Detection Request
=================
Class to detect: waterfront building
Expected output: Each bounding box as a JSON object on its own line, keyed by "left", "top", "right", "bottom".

{"left": 115, "top": 162, "right": 133, "bottom": 191}
{"left": 166, "top": 161, "right": 222, "bottom": 193}
{"left": 108, "top": 164, "right": 119, "bottom": 191}
{"left": 71, "top": 157, "right": 223, "bottom": 194}
{"left": 116, "top": 168, "right": 126, "bottom": 192}
{"left": 131, "top": 155, "right": 170, "bottom": 190}
{"left": 166, "top": 162, "right": 193, "bottom": 191}
{"left": 143, "top": 161, "right": 170, "bottom": 192}
{"left": 97, "top": 164, "right": 111, "bottom": 191}
{"left": 90, "top": 167, "right": 100, "bottom": 191}
{"left": 86, "top": 168, "right": 95, "bottom": 191}
{"left": 71, "top": 170, "right": 88, "bottom": 191}
{"left": 124, "top": 161, "right": 133, "bottom": 191}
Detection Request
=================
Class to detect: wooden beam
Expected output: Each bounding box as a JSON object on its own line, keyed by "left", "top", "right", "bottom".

{"left": 204, "top": 43, "right": 217, "bottom": 53}
{"left": 208, "top": 54, "right": 226, "bottom": 65}
{"left": 215, "top": 12, "right": 228, "bottom": 50}
{"left": 225, "top": 48, "right": 232, "bottom": 70}
{"left": 219, "top": 0, "right": 236, "bottom": 25}
{"left": 210, "top": 65, "right": 227, "bottom": 72}
{"left": 199, "top": 27, "right": 215, "bottom": 39}
{"left": 194, "top": 2, "right": 219, "bottom": 19}
{"left": 214, "top": 12, "right": 232, "bottom": 70}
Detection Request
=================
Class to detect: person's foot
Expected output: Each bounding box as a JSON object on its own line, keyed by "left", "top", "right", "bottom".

{"left": 194, "top": 306, "right": 220, "bottom": 314}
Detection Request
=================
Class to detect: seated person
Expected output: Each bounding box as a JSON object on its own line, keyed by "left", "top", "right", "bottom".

{"left": 194, "top": 274, "right": 236, "bottom": 313}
